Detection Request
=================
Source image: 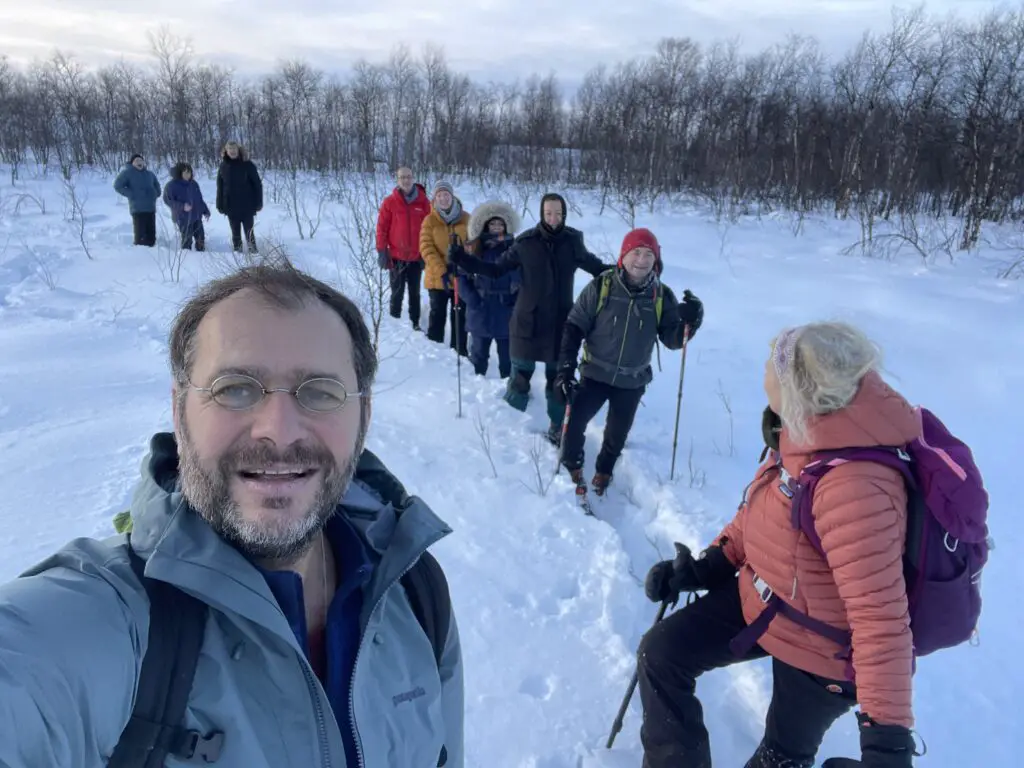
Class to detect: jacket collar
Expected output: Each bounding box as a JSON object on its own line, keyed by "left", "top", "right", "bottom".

{"left": 127, "top": 433, "right": 452, "bottom": 648}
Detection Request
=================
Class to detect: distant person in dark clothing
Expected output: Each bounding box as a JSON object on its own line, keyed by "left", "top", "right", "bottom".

{"left": 216, "top": 141, "right": 263, "bottom": 253}
{"left": 449, "top": 192, "right": 609, "bottom": 443}
{"left": 163, "top": 162, "right": 211, "bottom": 251}
{"left": 114, "top": 154, "right": 161, "bottom": 247}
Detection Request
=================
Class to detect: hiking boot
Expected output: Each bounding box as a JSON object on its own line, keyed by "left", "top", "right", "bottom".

{"left": 545, "top": 422, "right": 562, "bottom": 447}
{"left": 592, "top": 473, "right": 611, "bottom": 495}
{"left": 411, "top": 321, "right": 421, "bottom": 331}
{"left": 568, "top": 468, "right": 584, "bottom": 486}
{"left": 743, "top": 741, "right": 813, "bottom": 768}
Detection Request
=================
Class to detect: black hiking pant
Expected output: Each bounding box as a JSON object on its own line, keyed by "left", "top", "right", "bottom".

{"left": 389, "top": 260, "right": 422, "bottom": 326}
{"left": 228, "top": 214, "right": 257, "bottom": 252}
{"left": 637, "top": 581, "right": 857, "bottom": 768}
{"left": 427, "top": 288, "right": 467, "bottom": 355}
{"left": 560, "top": 377, "right": 644, "bottom": 476}
{"left": 178, "top": 220, "right": 205, "bottom": 251}
{"left": 131, "top": 212, "right": 156, "bottom": 247}
{"left": 470, "top": 335, "right": 511, "bottom": 378}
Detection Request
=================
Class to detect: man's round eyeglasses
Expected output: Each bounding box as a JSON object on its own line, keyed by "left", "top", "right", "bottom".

{"left": 191, "top": 374, "right": 362, "bottom": 413}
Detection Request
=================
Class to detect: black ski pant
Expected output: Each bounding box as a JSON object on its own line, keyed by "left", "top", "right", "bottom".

{"left": 427, "top": 288, "right": 467, "bottom": 355}
{"left": 178, "top": 220, "right": 205, "bottom": 251}
{"left": 470, "top": 335, "right": 511, "bottom": 378}
{"left": 560, "top": 377, "right": 644, "bottom": 476}
{"left": 131, "top": 212, "right": 156, "bottom": 247}
{"left": 636, "top": 581, "right": 857, "bottom": 768}
{"left": 228, "top": 214, "right": 257, "bottom": 252}
{"left": 388, "top": 260, "right": 422, "bottom": 326}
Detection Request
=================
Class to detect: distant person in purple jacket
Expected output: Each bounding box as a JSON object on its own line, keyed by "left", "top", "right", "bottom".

{"left": 163, "top": 162, "right": 211, "bottom": 251}
{"left": 457, "top": 200, "right": 521, "bottom": 379}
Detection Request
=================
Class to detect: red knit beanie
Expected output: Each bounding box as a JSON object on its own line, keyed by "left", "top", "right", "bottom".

{"left": 618, "top": 228, "right": 662, "bottom": 274}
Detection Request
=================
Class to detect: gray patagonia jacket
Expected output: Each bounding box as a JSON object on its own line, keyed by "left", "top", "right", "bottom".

{"left": 0, "top": 433, "right": 464, "bottom": 768}
{"left": 566, "top": 268, "right": 687, "bottom": 389}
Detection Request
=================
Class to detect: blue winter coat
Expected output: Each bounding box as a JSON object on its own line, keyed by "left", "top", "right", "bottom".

{"left": 458, "top": 235, "right": 520, "bottom": 339}
{"left": 113, "top": 163, "right": 161, "bottom": 214}
{"left": 163, "top": 164, "right": 211, "bottom": 226}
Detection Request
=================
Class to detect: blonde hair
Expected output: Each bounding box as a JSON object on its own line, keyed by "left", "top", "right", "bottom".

{"left": 773, "top": 321, "right": 882, "bottom": 445}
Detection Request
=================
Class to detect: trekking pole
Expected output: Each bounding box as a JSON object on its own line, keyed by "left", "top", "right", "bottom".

{"left": 606, "top": 599, "right": 670, "bottom": 749}
{"left": 554, "top": 388, "right": 573, "bottom": 475}
{"left": 668, "top": 325, "right": 691, "bottom": 482}
{"left": 453, "top": 275, "right": 463, "bottom": 418}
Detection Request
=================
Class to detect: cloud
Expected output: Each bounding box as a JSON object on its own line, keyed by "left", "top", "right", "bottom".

{"left": 0, "top": 0, "right": 1000, "bottom": 90}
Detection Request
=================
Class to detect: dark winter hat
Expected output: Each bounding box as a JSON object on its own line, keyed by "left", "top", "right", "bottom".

{"left": 433, "top": 180, "right": 454, "bottom": 198}
{"left": 539, "top": 192, "right": 566, "bottom": 223}
{"left": 128, "top": 153, "right": 143, "bottom": 164}
{"left": 618, "top": 228, "right": 663, "bottom": 274}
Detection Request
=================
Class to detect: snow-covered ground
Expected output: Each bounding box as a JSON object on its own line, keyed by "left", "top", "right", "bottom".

{"left": 0, "top": 167, "right": 1020, "bottom": 766}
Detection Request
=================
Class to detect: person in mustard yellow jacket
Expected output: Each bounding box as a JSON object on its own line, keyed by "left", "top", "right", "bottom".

{"left": 419, "top": 180, "right": 470, "bottom": 355}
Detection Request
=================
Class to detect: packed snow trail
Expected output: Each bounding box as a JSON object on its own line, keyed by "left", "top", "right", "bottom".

{"left": 0, "top": 169, "right": 1021, "bottom": 766}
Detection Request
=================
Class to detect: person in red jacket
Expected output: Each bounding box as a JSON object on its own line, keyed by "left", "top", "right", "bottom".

{"left": 376, "top": 167, "right": 432, "bottom": 330}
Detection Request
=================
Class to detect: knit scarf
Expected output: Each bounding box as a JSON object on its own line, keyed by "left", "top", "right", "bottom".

{"left": 439, "top": 197, "right": 463, "bottom": 225}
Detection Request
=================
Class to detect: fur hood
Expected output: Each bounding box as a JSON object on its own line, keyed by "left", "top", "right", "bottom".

{"left": 467, "top": 200, "right": 520, "bottom": 241}
{"left": 221, "top": 142, "right": 250, "bottom": 162}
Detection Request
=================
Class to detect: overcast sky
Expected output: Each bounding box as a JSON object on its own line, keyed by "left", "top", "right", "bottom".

{"left": 0, "top": 0, "right": 1001, "bottom": 90}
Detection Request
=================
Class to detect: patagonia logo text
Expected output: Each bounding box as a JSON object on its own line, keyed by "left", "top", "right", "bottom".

{"left": 392, "top": 686, "right": 426, "bottom": 706}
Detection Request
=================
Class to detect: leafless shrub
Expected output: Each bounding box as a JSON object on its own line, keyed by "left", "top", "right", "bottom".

{"left": 474, "top": 409, "right": 499, "bottom": 479}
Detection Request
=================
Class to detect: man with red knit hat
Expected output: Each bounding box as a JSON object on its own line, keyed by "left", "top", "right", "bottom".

{"left": 553, "top": 227, "right": 703, "bottom": 497}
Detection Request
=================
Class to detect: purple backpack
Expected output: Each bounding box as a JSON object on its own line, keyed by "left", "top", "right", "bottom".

{"left": 786, "top": 406, "right": 991, "bottom": 659}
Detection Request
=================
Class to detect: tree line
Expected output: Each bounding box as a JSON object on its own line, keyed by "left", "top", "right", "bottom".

{"left": 0, "top": 5, "right": 1022, "bottom": 249}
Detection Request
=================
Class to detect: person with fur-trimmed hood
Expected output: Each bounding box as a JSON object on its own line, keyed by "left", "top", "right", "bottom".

{"left": 419, "top": 180, "right": 470, "bottom": 354}
{"left": 448, "top": 192, "right": 609, "bottom": 443}
{"left": 163, "top": 162, "right": 211, "bottom": 251}
{"left": 457, "top": 201, "right": 521, "bottom": 378}
{"left": 215, "top": 141, "right": 263, "bottom": 253}
{"left": 553, "top": 228, "right": 704, "bottom": 495}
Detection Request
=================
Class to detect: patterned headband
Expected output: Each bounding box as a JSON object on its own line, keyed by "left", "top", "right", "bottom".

{"left": 772, "top": 326, "right": 802, "bottom": 379}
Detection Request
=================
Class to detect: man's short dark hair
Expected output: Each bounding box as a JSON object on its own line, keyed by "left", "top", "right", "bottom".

{"left": 168, "top": 256, "right": 377, "bottom": 404}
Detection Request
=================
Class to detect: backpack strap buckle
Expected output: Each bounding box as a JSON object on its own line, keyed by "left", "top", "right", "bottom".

{"left": 752, "top": 573, "right": 774, "bottom": 603}
{"left": 178, "top": 729, "right": 225, "bottom": 763}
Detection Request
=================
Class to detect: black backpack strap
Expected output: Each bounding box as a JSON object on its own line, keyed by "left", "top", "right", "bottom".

{"left": 400, "top": 550, "right": 452, "bottom": 767}
{"left": 108, "top": 536, "right": 224, "bottom": 767}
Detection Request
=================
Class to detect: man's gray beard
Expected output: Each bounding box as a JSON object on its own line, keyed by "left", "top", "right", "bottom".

{"left": 177, "top": 413, "right": 365, "bottom": 565}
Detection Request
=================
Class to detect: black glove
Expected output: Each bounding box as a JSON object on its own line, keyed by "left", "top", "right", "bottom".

{"left": 644, "top": 541, "right": 736, "bottom": 605}
{"left": 552, "top": 365, "right": 577, "bottom": 405}
{"left": 447, "top": 233, "right": 465, "bottom": 265}
{"left": 678, "top": 289, "right": 703, "bottom": 339}
{"left": 822, "top": 714, "right": 917, "bottom": 768}
{"left": 377, "top": 249, "right": 391, "bottom": 269}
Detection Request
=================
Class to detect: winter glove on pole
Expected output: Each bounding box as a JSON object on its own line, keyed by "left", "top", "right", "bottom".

{"left": 447, "top": 232, "right": 465, "bottom": 266}
{"left": 552, "top": 365, "right": 578, "bottom": 406}
{"left": 822, "top": 714, "right": 918, "bottom": 768}
{"left": 644, "top": 540, "right": 736, "bottom": 605}
{"left": 678, "top": 289, "right": 704, "bottom": 339}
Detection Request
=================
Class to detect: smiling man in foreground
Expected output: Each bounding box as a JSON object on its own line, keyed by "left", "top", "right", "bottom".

{"left": 0, "top": 258, "right": 463, "bottom": 767}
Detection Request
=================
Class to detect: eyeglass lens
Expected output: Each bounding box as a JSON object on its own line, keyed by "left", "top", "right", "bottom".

{"left": 208, "top": 374, "right": 349, "bottom": 412}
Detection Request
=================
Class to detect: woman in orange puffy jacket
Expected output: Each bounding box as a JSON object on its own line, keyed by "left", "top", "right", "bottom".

{"left": 638, "top": 321, "right": 921, "bottom": 768}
